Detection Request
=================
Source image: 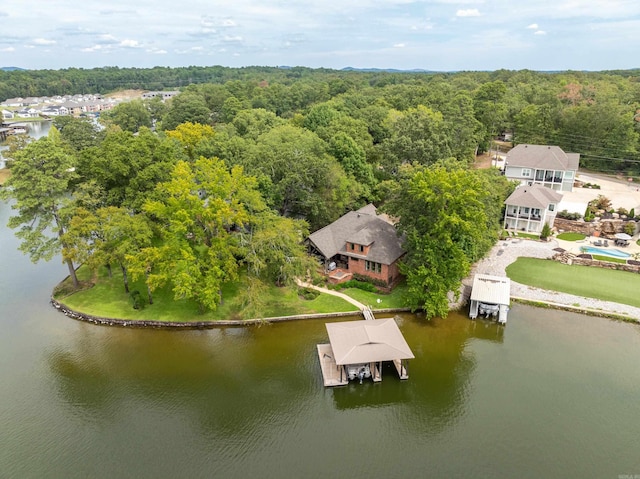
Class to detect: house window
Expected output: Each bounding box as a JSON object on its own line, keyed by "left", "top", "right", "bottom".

{"left": 553, "top": 171, "right": 563, "bottom": 183}
{"left": 365, "top": 261, "right": 382, "bottom": 273}
{"left": 549, "top": 204, "right": 555, "bottom": 212}
{"left": 350, "top": 243, "right": 355, "bottom": 251}
{"left": 522, "top": 168, "right": 531, "bottom": 177}
{"left": 359, "top": 245, "right": 364, "bottom": 252}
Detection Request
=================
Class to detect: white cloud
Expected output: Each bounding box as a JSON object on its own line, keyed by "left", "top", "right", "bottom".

{"left": 527, "top": 23, "right": 538, "bottom": 30}
{"left": 99, "top": 34, "right": 118, "bottom": 43}
{"left": 81, "top": 45, "right": 103, "bottom": 52}
{"left": 456, "top": 9, "right": 480, "bottom": 17}
{"left": 534, "top": 30, "right": 547, "bottom": 35}
{"left": 119, "top": 39, "right": 140, "bottom": 48}
{"left": 33, "top": 38, "right": 56, "bottom": 45}
{"left": 1, "top": 46, "right": 15, "bottom": 52}
{"left": 393, "top": 43, "right": 406, "bottom": 48}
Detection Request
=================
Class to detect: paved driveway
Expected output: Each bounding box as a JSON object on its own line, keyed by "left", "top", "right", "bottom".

{"left": 559, "top": 172, "right": 640, "bottom": 214}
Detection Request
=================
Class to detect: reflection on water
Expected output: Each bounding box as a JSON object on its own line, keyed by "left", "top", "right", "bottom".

{"left": 2, "top": 198, "right": 640, "bottom": 478}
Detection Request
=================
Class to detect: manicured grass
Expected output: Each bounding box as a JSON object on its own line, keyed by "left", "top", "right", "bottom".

{"left": 340, "top": 282, "right": 409, "bottom": 310}
{"left": 591, "top": 255, "right": 627, "bottom": 264}
{"left": 516, "top": 232, "right": 540, "bottom": 239}
{"left": 506, "top": 257, "right": 640, "bottom": 308}
{"left": 57, "top": 266, "right": 358, "bottom": 322}
{"left": 557, "top": 232, "right": 586, "bottom": 241}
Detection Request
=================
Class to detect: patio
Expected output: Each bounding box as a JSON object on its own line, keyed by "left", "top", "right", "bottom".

{"left": 554, "top": 234, "right": 640, "bottom": 257}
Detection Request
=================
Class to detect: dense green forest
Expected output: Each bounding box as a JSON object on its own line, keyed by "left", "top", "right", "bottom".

{"left": 3, "top": 66, "right": 640, "bottom": 174}
{"left": 2, "top": 65, "right": 640, "bottom": 317}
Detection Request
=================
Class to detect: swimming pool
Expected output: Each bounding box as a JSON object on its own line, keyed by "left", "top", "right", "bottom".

{"left": 580, "top": 246, "right": 631, "bottom": 258}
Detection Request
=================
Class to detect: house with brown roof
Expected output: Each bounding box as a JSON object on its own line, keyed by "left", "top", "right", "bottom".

{"left": 503, "top": 184, "right": 562, "bottom": 233}
{"left": 504, "top": 144, "right": 579, "bottom": 192}
{"left": 306, "top": 204, "right": 404, "bottom": 288}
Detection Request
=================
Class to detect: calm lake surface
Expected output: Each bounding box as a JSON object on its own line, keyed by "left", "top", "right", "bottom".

{"left": 1, "top": 197, "right": 640, "bottom": 478}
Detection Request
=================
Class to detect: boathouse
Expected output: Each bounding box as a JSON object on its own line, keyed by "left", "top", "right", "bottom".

{"left": 469, "top": 274, "right": 511, "bottom": 324}
{"left": 317, "top": 318, "right": 414, "bottom": 387}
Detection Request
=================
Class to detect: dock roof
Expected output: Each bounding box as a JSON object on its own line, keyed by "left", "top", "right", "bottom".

{"left": 325, "top": 318, "right": 414, "bottom": 365}
{"left": 470, "top": 274, "right": 511, "bottom": 306}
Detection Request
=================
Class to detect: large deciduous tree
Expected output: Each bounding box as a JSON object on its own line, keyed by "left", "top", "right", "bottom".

{"left": 0, "top": 128, "right": 80, "bottom": 287}
{"left": 63, "top": 207, "right": 153, "bottom": 293}
{"left": 100, "top": 99, "right": 152, "bottom": 133}
{"left": 386, "top": 162, "right": 503, "bottom": 319}
{"left": 246, "top": 125, "right": 356, "bottom": 229}
{"left": 381, "top": 105, "right": 452, "bottom": 173}
{"left": 131, "top": 157, "right": 264, "bottom": 312}
{"left": 161, "top": 92, "right": 211, "bottom": 130}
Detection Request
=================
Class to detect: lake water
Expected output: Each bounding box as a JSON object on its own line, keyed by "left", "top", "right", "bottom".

{"left": 1, "top": 120, "right": 51, "bottom": 167}
{"left": 1, "top": 197, "right": 640, "bottom": 478}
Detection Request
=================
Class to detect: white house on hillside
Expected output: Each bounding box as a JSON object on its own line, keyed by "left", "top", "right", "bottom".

{"left": 504, "top": 144, "right": 579, "bottom": 192}
{"left": 503, "top": 184, "right": 562, "bottom": 233}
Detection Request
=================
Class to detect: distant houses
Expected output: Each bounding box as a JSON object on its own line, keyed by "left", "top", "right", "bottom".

{"left": 0, "top": 90, "right": 179, "bottom": 120}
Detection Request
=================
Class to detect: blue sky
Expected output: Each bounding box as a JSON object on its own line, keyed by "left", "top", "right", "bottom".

{"left": 1, "top": 0, "right": 639, "bottom": 71}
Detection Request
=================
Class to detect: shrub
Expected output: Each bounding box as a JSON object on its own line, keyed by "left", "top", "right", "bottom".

{"left": 584, "top": 206, "right": 594, "bottom": 222}
{"left": 299, "top": 287, "right": 320, "bottom": 300}
{"left": 556, "top": 209, "right": 581, "bottom": 220}
{"left": 130, "top": 290, "right": 144, "bottom": 310}
{"left": 352, "top": 273, "right": 387, "bottom": 288}
{"left": 630, "top": 208, "right": 635, "bottom": 219}
{"left": 540, "top": 222, "right": 552, "bottom": 240}
{"left": 617, "top": 207, "right": 629, "bottom": 217}
{"left": 341, "top": 279, "right": 378, "bottom": 292}
{"left": 624, "top": 221, "right": 636, "bottom": 236}
{"left": 592, "top": 194, "right": 612, "bottom": 211}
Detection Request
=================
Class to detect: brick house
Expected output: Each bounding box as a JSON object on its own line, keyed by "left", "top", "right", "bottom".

{"left": 306, "top": 204, "right": 405, "bottom": 288}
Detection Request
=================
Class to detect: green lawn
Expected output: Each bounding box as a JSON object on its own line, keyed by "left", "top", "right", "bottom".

{"left": 340, "top": 282, "right": 409, "bottom": 310}
{"left": 506, "top": 257, "right": 640, "bottom": 307}
{"left": 57, "top": 266, "right": 359, "bottom": 322}
{"left": 557, "top": 232, "right": 586, "bottom": 241}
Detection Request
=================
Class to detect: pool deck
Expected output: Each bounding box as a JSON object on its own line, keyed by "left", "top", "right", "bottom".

{"left": 556, "top": 236, "right": 639, "bottom": 258}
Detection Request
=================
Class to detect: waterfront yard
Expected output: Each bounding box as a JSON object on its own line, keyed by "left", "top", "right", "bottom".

{"left": 57, "top": 266, "right": 362, "bottom": 322}
{"left": 506, "top": 257, "right": 640, "bottom": 308}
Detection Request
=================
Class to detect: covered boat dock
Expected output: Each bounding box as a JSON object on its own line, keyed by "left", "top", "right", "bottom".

{"left": 317, "top": 318, "right": 415, "bottom": 387}
{"left": 469, "top": 274, "right": 511, "bottom": 324}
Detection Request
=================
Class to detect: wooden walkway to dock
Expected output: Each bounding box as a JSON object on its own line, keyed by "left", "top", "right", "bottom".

{"left": 362, "top": 306, "right": 375, "bottom": 321}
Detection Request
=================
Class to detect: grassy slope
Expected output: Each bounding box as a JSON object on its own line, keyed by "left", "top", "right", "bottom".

{"left": 339, "top": 283, "right": 409, "bottom": 310}
{"left": 506, "top": 257, "right": 640, "bottom": 308}
{"left": 58, "top": 266, "right": 359, "bottom": 322}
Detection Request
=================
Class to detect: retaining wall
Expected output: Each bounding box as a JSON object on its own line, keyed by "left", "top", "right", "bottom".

{"left": 50, "top": 298, "right": 412, "bottom": 329}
